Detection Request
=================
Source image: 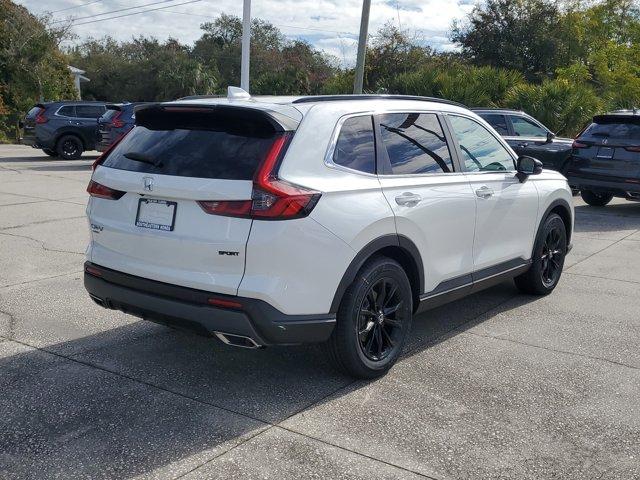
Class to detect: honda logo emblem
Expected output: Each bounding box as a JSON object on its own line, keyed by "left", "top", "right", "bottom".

{"left": 143, "top": 177, "right": 153, "bottom": 191}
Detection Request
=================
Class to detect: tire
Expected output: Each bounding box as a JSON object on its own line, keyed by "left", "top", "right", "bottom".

{"left": 514, "top": 213, "right": 567, "bottom": 296}
{"left": 42, "top": 148, "right": 58, "bottom": 157}
{"left": 581, "top": 190, "right": 613, "bottom": 207}
{"left": 324, "top": 256, "right": 413, "bottom": 379}
{"left": 56, "top": 135, "right": 84, "bottom": 160}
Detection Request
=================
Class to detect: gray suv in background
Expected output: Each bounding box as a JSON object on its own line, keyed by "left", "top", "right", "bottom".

{"left": 474, "top": 109, "right": 574, "bottom": 173}
{"left": 21, "top": 101, "right": 107, "bottom": 159}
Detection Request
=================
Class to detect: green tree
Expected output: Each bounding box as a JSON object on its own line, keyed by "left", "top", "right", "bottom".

{"left": 0, "top": 0, "right": 76, "bottom": 141}
{"left": 193, "top": 14, "right": 337, "bottom": 95}
{"left": 505, "top": 79, "right": 603, "bottom": 135}
{"left": 68, "top": 37, "right": 218, "bottom": 101}
{"left": 451, "top": 0, "right": 565, "bottom": 81}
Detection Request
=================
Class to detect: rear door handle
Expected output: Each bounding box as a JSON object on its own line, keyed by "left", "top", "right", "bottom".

{"left": 518, "top": 142, "right": 529, "bottom": 148}
{"left": 395, "top": 192, "right": 422, "bottom": 207}
{"left": 475, "top": 186, "right": 494, "bottom": 199}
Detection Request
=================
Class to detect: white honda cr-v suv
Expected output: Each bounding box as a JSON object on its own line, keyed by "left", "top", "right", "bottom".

{"left": 84, "top": 89, "right": 573, "bottom": 378}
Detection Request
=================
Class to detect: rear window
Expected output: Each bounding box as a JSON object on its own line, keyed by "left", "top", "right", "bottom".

{"left": 101, "top": 109, "right": 120, "bottom": 120}
{"left": 57, "top": 106, "right": 76, "bottom": 117}
{"left": 480, "top": 114, "right": 509, "bottom": 135}
{"left": 582, "top": 119, "right": 640, "bottom": 140}
{"left": 379, "top": 113, "right": 453, "bottom": 174}
{"left": 102, "top": 109, "right": 279, "bottom": 180}
{"left": 76, "top": 105, "right": 105, "bottom": 118}
{"left": 27, "top": 106, "right": 42, "bottom": 118}
{"left": 333, "top": 116, "right": 375, "bottom": 174}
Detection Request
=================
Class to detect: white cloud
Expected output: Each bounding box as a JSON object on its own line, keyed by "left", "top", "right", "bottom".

{"left": 17, "top": 0, "right": 473, "bottom": 66}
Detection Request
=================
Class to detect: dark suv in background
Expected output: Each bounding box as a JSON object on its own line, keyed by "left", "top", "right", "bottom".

{"left": 474, "top": 109, "right": 573, "bottom": 173}
{"left": 567, "top": 111, "right": 640, "bottom": 206}
{"left": 21, "top": 101, "right": 107, "bottom": 159}
{"left": 97, "top": 103, "right": 147, "bottom": 152}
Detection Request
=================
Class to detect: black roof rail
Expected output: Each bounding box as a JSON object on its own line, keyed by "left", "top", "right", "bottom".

{"left": 471, "top": 107, "right": 523, "bottom": 113}
{"left": 177, "top": 94, "right": 224, "bottom": 100}
{"left": 291, "top": 94, "right": 466, "bottom": 108}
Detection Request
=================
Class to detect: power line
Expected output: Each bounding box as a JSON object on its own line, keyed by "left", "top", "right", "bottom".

{"left": 53, "top": 0, "right": 178, "bottom": 24}
{"left": 68, "top": 0, "right": 202, "bottom": 26}
{"left": 50, "top": 0, "right": 106, "bottom": 14}
{"left": 52, "top": 0, "right": 356, "bottom": 38}
{"left": 158, "top": 9, "right": 357, "bottom": 37}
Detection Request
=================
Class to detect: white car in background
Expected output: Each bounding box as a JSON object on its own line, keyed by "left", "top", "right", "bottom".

{"left": 84, "top": 89, "right": 574, "bottom": 378}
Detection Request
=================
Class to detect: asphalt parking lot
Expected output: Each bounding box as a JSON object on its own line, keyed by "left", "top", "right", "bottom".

{"left": 0, "top": 143, "right": 639, "bottom": 480}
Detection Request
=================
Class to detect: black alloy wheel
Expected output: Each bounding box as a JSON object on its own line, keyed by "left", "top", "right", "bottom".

{"left": 57, "top": 135, "right": 84, "bottom": 160}
{"left": 324, "top": 256, "right": 413, "bottom": 379}
{"left": 540, "top": 226, "right": 564, "bottom": 288}
{"left": 514, "top": 212, "right": 567, "bottom": 295}
{"left": 580, "top": 190, "right": 613, "bottom": 207}
{"left": 358, "top": 278, "right": 406, "bottom": 362}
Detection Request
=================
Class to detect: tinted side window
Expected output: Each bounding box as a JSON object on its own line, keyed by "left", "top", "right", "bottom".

{"left": 57, "top": 106, "right": 76, "bottom": 117}
{"left": 76, "top": 105, "right": 105, "bottom": 118}
{"left": 379, "top": 113, "right": 453, "bottom": 174}
{"left": 333, "top": 116, "right": 375, "bottom": 174}
{"left": 449, "top": 115, "right": 515, "bottom": 172}
{"left": 510, "top": 116, "right": 547, "bottom": 138}
{"left": 480, "top": 114, "right": 509, "bottom": 135}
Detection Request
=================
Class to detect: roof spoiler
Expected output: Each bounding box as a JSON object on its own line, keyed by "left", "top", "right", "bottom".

{"left": 134, "top": 103, "right": 300, "bottom": 132}
{"left": 594, "top": 114, "right": 640, "bottom": 124}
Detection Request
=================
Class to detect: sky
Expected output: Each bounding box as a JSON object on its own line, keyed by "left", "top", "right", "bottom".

{"left": 17, "top": 0, "right": 476, "bottom": 67}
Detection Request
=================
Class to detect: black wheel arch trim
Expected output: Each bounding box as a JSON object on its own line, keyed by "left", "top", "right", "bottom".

{"left": 329, "top": 234, "right": 425, "bottom": 314}
{"left": 539, "top": 198, "right": 573, "bottom": 246}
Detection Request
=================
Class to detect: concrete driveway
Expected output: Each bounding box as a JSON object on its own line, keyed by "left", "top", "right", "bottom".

{"left": 1, "top": 144, "right": 638, "bottom": 479}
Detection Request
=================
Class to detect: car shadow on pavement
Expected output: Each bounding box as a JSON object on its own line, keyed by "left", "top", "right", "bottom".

{"left": 0, "top": 280, "right": 535, "bottom": 479}
{"left": 23, "top": 163, "right": 95, "bottom": 172}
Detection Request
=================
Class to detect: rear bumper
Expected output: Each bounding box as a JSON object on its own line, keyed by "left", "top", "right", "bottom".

{"left": 83, "top": 262, "right": 335, "bottom": 346}
{"left": 20, "top": 135, "right": 40, "bottom": 148}
{"left": 567, "top": 173, "right": 640, "bottom": 197}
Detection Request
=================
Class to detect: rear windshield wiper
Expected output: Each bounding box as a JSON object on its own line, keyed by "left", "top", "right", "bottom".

{"left": 123, "top": 151, "right": 162, "bottom": 167}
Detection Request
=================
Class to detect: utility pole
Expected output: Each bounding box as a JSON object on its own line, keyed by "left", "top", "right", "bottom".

{"left": 353, "top": 0, "right": 371, "bottom": 94}
{"left": 241, "top": 0, "right": 251, "bottom": 92}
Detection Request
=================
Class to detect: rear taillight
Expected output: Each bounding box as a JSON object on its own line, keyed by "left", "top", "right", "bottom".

{"left": 92, "top": 129, "right": 131, "bottom": 171}
{"left": 207, "top": 297, "right": 243, "bottom": 309}
{"left": 34, "top": 108, "right": 47, "bottom": 124}
{"left": 572, "top": 140, "right": 588, "bottom": 149}
{"left": 111, "top": 110, "right": 124, "bottom": 128}
{"left": 87, "top": 180, "right": 126, "bottom": 200}
{"left": 197, "top": 133, "right": 321, "bottom": 220}
{"left": 624, "top": 146, "right": 640, "bottom": 152}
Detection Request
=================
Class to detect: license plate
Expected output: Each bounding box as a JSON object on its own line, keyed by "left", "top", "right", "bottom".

{"left": 135, "top": 199, "right": 176, "bottom": 231}
{"left": 597, "top": 147, "right": 614, "bottom": 159}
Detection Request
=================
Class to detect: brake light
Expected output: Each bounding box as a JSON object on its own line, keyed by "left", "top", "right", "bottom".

{"left": 572, "top": 140, "right": 588, "bottom": 149}
{"left": 624, "top": 146, "right": 640, "bottom": 152}
{"left": 34, "top": 108, "right": 47, "bottom": 124}
{"left": 87, "top": 180, "right": 126, "bottom": 200}
{"left": 111, "top": 110, "right": 124, "bottom": 128}
{"left": 207, "top": 297, "right": 243, "bottom": 309}
{"left": 84, "top": 265, "right": 103, "bottom": 277}
{"left": 197, "top": 133, "right": 321, "bottom": 220}
{"left": 92, "top": 129, "right": 131, "bottom": 171}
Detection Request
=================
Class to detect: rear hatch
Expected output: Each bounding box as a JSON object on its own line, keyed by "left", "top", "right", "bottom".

{"left": 571, "top": 115, "right": 640, "bottom": 182}
{"left": 97, "top": 105, "right": 121, "bottom": 150}
{"left": 21, "top": 105, "right": 45, "bottom": 144}
{"left": 88, "top": 103, "right": 301, "bottom": 295}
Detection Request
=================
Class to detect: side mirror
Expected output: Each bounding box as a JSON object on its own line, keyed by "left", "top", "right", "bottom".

{"left": 546, "top": 131, "right": 555, "bottom": 143}
{"left": 516, "top": 156, "right": 543, "bottom": 182}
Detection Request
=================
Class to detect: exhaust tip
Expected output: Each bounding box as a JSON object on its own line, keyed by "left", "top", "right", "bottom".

{"left": 214, "top": 332, "right": 262, "bottom": 349}
{"left": 89, "top": 294, "right": 105, "bottom": 307}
